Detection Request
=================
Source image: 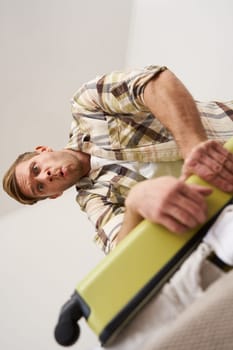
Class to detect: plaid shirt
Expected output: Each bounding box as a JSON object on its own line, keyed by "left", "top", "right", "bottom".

{"left": 66, "top": 65, "right": 233, "bottom": 254}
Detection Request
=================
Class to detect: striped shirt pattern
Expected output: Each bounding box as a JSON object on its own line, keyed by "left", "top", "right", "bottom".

{"left": 66, "top": 65, "right": 233, "bottom": 254}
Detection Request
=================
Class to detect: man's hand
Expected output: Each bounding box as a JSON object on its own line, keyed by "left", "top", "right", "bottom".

{"left": 181, "top": 140, "right": 233, "bottom": 193}
{"left": 125, "top": 176, "right": 212, "bottom": 234}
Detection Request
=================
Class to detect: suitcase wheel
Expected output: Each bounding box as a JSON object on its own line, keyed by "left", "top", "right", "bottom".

{"left": 54, "top": 292, "right": 82, "bottom": 346}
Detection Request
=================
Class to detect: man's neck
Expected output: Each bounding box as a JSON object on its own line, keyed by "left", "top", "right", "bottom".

{"left": 77, "top": 150, "right": 91, "bottom": 176}
{"left": 63, "top": 148, "right": 91, "bottom": 176}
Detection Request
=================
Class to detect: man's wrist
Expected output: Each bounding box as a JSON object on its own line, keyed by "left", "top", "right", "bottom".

{"left": 180, "top": 135, "right": 208, "bottom": 159}
{"left": 115, "top": 206, "right": 143, "bottom": 246}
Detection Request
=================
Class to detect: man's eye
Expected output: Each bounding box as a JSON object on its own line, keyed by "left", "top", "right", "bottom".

{"left": 37, "top": 183, "right": 44, "bottom": 192}
{"left": 33, "top": 164, "right": 39, "bottom": 175}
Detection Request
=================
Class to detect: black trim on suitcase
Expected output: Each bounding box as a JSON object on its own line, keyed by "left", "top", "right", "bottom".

{"left": 99, "top": 198, "right": 233, "bottom": 345}
{"left": 75, "top": 292, "right": 91, "bottom": 319}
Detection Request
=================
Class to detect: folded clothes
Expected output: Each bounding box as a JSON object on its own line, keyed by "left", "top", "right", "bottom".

{"left": 204, "top": 205, "right": 233, "bottom": 266}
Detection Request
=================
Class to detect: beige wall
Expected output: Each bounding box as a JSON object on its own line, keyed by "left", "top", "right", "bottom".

{"left": 0, "top": 0, "right": 132, "bottom": 217}
{"left": 0, "top": 189, "right": 104, "bottom": 350}
{"left": 126, "top": 0, "right": 233, "bottom": 101}
{"left": 1, "top": 1, "right": 233, "bottom": 350}
{"left": 0, "top": 1, "right": 132, "bottom": 350}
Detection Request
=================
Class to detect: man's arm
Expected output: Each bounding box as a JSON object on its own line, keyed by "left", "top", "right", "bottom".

{"left": 114, "top": 176, "right": 212, "bottom": 246}
{"left": 144, "top": 70, "right": 233, "bottom": 193}
{"left": 143, "top": 69, "right": 207, "bottom": 158}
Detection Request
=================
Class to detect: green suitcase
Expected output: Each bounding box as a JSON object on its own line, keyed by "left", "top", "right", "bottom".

{"left": 54, "top": 138, "right": 233, "bottom": 347}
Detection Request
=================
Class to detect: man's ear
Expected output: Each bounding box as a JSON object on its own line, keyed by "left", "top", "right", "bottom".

{"left": 35, "top": 145, "right": 53, "bottom": 153}
{"left": 49, "top": 192, "right": 63, "bottom": 200}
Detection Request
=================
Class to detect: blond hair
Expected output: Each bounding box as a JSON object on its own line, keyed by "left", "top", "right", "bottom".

{"left": 3, "top": 151, "right": 43, "bottom": 205}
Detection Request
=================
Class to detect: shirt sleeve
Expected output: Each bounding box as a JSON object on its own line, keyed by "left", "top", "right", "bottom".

{"left": 71, "top": 65, "right": 167, "bottom": 117}
{"left": 76, "top": 190, "right": 125, "bottom": 255}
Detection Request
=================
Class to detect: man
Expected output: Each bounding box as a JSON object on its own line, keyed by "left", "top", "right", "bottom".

{"left": 3, "top": 65, "right": 233, "bottom": 349}
{"left": 3, "top": 65, "right": 233, "bottom": 252}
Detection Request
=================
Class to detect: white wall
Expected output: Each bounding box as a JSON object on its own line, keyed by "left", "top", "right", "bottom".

{"left": 0, "top": 189, "right": 103, "bottom": 350}
{"left": 0, "top": 1, "right": 132, "bottom": 350}
{"left": 0, "top": 0, "right": 132, "bottom": 217}
{"left": 126, "top": 0, "right": 233, "bottom": 100}
{"left": 1, "top": 1, "right": 233, "bottom": 350}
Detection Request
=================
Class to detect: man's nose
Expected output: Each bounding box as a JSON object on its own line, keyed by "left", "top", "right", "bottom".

{"left": 38, "top": 170, "right": 57, "bottom": 182}
{"left": 46, "top": 170, "right": 59, "bottom": 182}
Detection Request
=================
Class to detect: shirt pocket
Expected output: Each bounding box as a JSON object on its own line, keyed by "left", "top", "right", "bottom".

{"left": 72, "top": 114, "right": 121, "bottom": 150}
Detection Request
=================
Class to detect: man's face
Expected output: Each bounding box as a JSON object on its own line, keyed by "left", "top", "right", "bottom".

{"left": 15, "top": 148, "right": 83, "bottom": 200}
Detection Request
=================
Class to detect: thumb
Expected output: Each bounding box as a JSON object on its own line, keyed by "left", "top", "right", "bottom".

{"left": 180, "top": 165, "right": 192, "bottom": 181}
{"left": 189, "top": 184, "right": 212, "bottom": 196}
{"left": 180, "top": 173, "right": 187, "bottom": 181}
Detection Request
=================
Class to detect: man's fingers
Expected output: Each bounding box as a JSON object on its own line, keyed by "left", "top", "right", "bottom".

{"left": 155, "top": 212, "right": 189, "bottom": 234}
{"left": 131, "top": 177, "right": 213, "bottom": 234}
{"left": 209, "top": 140, "right": 233, "bottom": 161}
{"left": 190, "top": 162, "right": 233, "bottom": 191}
{"left": 155, "top": 183, "right": 210, "bottom": 231}
{"left": 224, "top": 158, "right": 233, "bottom": 173}
{"left": 170, "top": 193, "right": 208, "bottom": 225}
{"left": 196, "top": 151, "right": 233, "bottom": 180}
{"left": 165, "top": 201, "right": 202, "bottom": 227}
{"left": 183, "top": 183, "right": 212, "bottom": 197}
{"left": 182, "top": 140, "right": 233, "bottom": 192}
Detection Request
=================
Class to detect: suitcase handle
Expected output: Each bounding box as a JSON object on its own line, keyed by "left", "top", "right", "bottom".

{"left": 54, "top": 292, "right": 82, "bottom": 346}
